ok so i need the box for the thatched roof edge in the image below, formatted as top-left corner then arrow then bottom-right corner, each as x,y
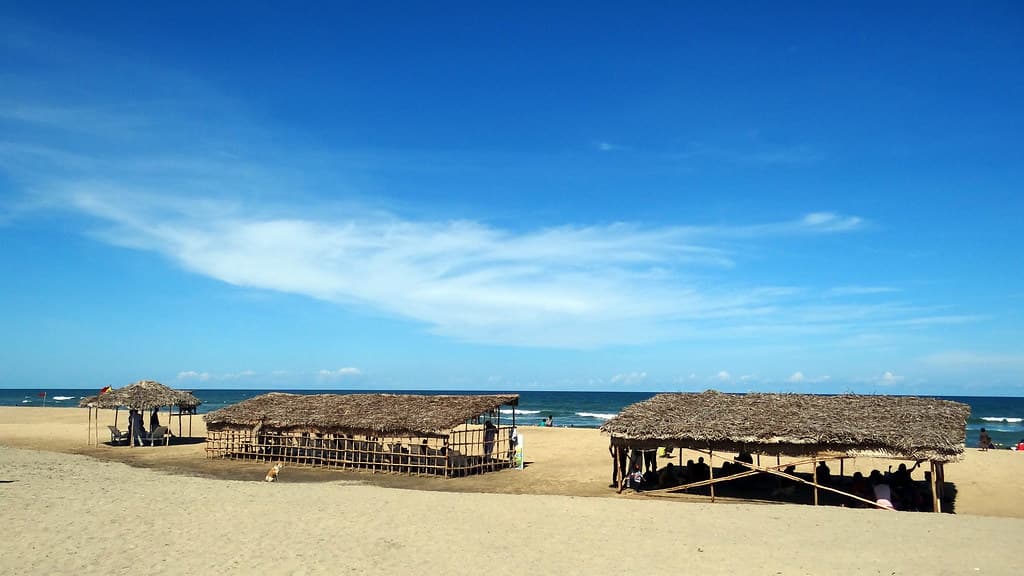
600,391 -> 970,463
204,392 -> 519,437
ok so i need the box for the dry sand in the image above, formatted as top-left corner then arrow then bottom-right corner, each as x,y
2,406 -> 1023,575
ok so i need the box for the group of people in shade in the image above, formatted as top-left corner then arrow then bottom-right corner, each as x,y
126,408 -> 161,446
609,443 -> 935,511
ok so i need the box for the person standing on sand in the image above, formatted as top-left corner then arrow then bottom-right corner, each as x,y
609,441 -> 628,488
483,420 -> 497,461
128,409 -> 147,447
979,428 -> 993,450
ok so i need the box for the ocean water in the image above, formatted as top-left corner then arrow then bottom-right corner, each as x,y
4,389 -> 1023,449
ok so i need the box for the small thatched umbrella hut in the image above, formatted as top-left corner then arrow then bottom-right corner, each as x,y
601,391 -> 970,512
205,392 -> 520,478
84,380 -> 203,446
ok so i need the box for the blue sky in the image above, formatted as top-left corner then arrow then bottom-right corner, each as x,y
1,2 -> 1022,394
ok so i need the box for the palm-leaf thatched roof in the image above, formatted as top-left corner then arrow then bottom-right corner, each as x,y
600,391 -> 970,462
86,380 -> 202,411
204,392 -> 519,437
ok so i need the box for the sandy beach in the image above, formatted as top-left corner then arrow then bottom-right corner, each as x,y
2,406 -> 1023,575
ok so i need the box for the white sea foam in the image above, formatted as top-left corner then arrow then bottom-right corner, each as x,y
981,417 -> 1023,423
500,409 -> 541,415
53,396 -> 75,401
577,412 -> 617,420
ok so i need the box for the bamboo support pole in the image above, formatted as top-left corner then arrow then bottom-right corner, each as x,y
709,449 -> 715,502
812,456 -> 819,506
930,461 -> 940,513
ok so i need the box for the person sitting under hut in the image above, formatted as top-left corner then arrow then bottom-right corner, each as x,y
815,460 -> 831,485
618,463 -> 645,494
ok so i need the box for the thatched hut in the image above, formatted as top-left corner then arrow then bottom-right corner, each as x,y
601,391 -> 970,511
83,380 -> 203,445
204,392 -> 520,478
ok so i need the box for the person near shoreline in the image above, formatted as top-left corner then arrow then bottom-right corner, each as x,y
979,428 -> 994,450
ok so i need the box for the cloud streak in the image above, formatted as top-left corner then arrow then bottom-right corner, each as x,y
50,186 -> 881,347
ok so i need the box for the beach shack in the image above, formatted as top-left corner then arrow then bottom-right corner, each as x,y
601,391 -> 970,512
204,392 -> 520,477
81,380 -> 203,446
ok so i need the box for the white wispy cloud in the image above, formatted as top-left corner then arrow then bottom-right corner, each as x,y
828,285 -> 899,297
672,142 -> 824,166
20,181 -> 881,348
878,371 -> 904,384
921,351 -> 1024,368
593,140 -> 624,152
177,370 -> 210,382
716,370 -> 731,381
787,371 -> 830,384
318,367 -> 362,378
176,369 -> 255,382
610,371 -> 648,385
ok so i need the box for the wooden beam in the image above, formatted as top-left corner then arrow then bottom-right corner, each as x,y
650,451 -> 891,510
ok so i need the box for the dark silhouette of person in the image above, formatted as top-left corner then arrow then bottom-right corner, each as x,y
979,428 -> 994,450
483,420 -> 497,460
128,409 -> 147,447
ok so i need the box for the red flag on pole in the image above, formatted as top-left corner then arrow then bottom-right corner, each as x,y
99,386 -> 112,395
38,392 -> 46,398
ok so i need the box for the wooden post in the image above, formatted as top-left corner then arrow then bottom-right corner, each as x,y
839,458 -> 844,478
709,449 -> 715,502
929,461 -> 940,513
87,407 -> 92,445
812,456 -> 819,506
